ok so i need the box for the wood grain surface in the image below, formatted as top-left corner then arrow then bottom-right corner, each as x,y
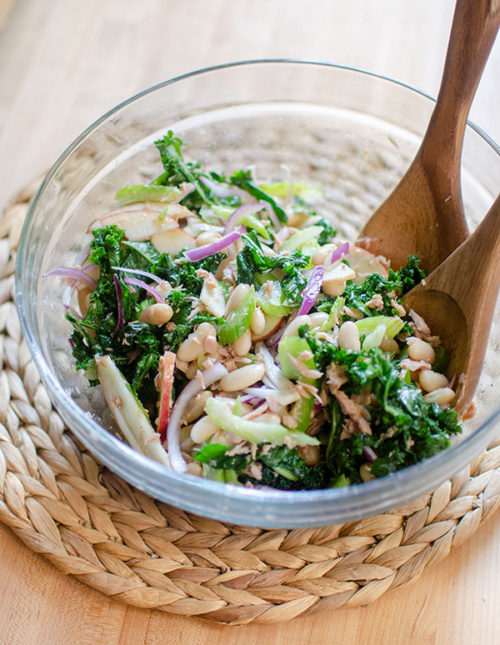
0,1 -> 499,643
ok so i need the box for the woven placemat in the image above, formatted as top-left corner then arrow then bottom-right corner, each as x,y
1,179 -> 500,625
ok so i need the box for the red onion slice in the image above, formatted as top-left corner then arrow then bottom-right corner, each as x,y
112,266 -> 163,284
43,267 -> 97,289
330,242 -> 350,264
183,227 -> 245,262
298,266 -> 324,316
224,202 -> 267,235
124,277 -> 163,302
167,363 -> 228,473
362,446 -> 377,462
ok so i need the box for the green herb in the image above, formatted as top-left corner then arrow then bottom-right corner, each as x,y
255,446 -> 329,490
218,286 -> 256,345
236,232 -> 309,305
316,217 -> 337,245
301,335 -> 462,483
231,169 -> 288,223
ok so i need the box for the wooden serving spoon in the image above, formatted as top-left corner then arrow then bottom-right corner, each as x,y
403,193 -> 500,413
359,0 -> 500,273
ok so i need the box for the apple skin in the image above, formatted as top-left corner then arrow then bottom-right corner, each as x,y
347,245 -> 389,284
89,203 -> 192,242
156,350 -> 176,442
252,314 -> 284,342
151,228 -> 197,256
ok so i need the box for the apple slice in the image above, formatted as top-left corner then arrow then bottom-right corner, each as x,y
157,350 -> 176,442
90,203 -> 192,241
322,262 -> 356,296
151,227 -> 197,256
347,245 -> 389,284
252,314 -> 284,342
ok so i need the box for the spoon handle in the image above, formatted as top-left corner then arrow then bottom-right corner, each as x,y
422,0 -> 500,167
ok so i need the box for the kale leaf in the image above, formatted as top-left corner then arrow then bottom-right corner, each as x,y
316,217 -> 338,245
301,332 -> 462,484
256,446 -> 329,490
154,132 -> 240,212
231,169 -> 288,223
68,225 -> 222,405
317,255 -> 426,320
236,231 -> 310,305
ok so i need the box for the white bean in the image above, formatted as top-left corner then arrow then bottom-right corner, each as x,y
233,329 -> 252,357
309,312 -> 329,328
287,211 -> 309,228
186,462 -> 203,476
183,391 -> 213,424
360,463 -> 375,482
311,244 -> 336,266
185,362 -> 198,380
408,338 -> 435,364
419,370 -> 449,393
225,283 -> 250,315
194,322 -> 217,342
250,307 -> 266,335
196,231 -> 222,246
380,337 -> 399,353
139,303 -> 173,326
322,281 -> 346,297
423,388 -> 455,405
283,314 -> 312,338
338,321 -> 361,351
220,363 -> 266,392
177,336 -> 203,362
77,287 -> 92,317
191,415 -> 219,443
177,323 -> 216,362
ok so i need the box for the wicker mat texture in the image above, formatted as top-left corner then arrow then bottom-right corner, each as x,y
1,179 -> 500,625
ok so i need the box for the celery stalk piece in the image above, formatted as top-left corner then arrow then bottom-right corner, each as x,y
278,335 -> 316,382
95,354 -> 170,467
361,323 -> 387,350
115,184 -> 187,206
204,397 -> 320,447
257,281 -> 295,316
293,395 -> 315,433
355,315 -> 404,339
279,226 -> 323,252
218,285 -> 256,345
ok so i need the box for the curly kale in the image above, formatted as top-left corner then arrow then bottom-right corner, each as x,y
300,335 -> 462,484
236,231 -> 310,305
67,225 -> 221,405
154,132 -> 240,212
194,443 -> 330,490
256,446 -> 329,490
231,169 -> 288,223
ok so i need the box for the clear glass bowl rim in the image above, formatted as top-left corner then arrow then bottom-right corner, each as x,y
15,59 -> 500,528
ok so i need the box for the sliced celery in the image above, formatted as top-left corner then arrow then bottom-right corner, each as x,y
204,397 -> 319,447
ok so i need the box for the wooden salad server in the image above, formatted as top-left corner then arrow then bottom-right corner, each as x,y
403,193 -> 500,413
359,0 -> 500,273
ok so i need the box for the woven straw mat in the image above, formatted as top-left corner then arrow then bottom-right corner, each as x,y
1,179 -> 500,626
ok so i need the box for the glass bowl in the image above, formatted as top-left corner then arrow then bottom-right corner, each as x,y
15,60 -> 500,528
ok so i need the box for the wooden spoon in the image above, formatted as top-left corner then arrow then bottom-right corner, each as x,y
359,0 -> 500,273
402,193 -> 500,413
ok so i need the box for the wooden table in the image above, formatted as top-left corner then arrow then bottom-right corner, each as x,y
0,1 -> 499,643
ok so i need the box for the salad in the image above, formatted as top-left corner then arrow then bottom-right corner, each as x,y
47,132 -> 462,490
